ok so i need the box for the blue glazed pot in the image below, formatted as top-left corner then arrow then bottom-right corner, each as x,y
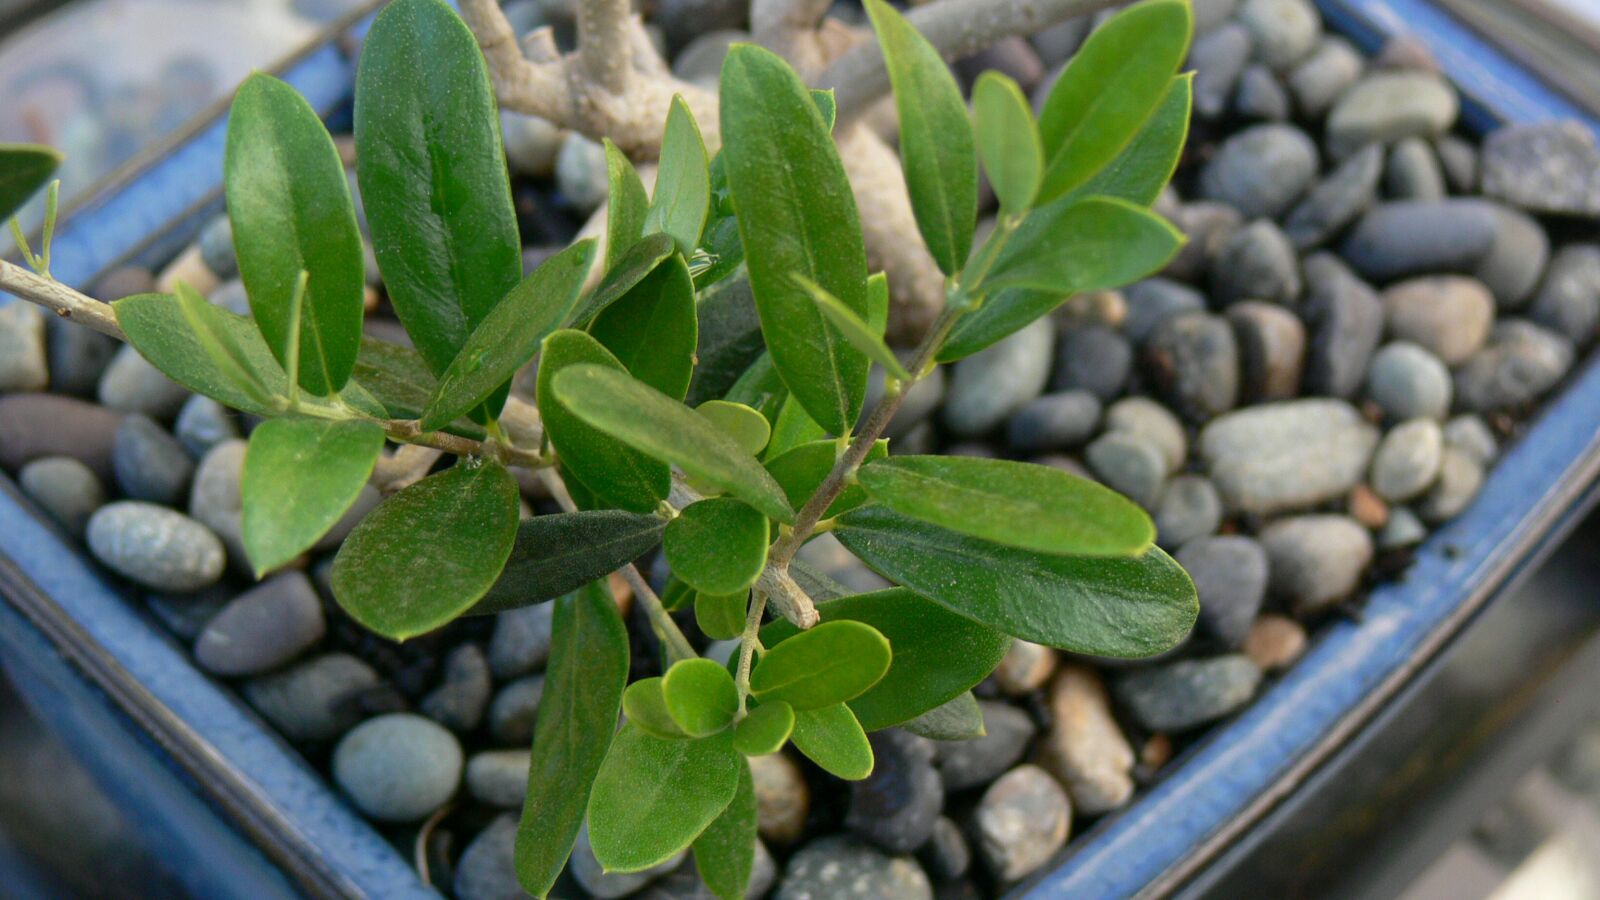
0,2 -> 1595,898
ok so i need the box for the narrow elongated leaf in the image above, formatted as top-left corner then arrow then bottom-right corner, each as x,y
537,331 -> 671,513
733,701 -> 795,756
171,283 -> 279,409
329,459 -> 520,640
624,677 -> 690,739
981,196 -> 1184,296
764,395 -> 825,460
664,658 -> 740,737
354,0 -> 521,389
721,44 -> 870,436
351,338 -> 440,423
472,509 -> 666,615
0,143 -> 60,220
972,71 -> 1043,215
588,253 -> 697,400
665,498 -> 768,596
567,233 -> 677,327
835,507 -> 1198,657
936,287 -> 1061,363
115,292 -> 280,415
693,762 -> 756,900
902,691 -> 986,741
241,418 -> 384,575
764,439 -> 886,517
762,588 -> 1010,731
865,0 -> 977,274
605,138 -> 649,270
552,364 -> 795,522
723,352 -> 787,425
588,726 -> 743,873
858,455 -> 1155,556
750,620 -> 891,710
1035,0 -> 1192,203
789,704 -> 872,780
226,73 -> 365,395
867,271 -> 890,335
793,275 -> 911,382
516,580 -> 630,897
647,96 -> 711,254
697,401 -> 771,457
1062,73 -> 1193,208
696,591 -> 747,641
422,239 -> 596,430
685,274 -> 764,407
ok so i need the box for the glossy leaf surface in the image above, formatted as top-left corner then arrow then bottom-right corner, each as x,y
604,138 -> 649,270
241,418 -> 384,576
663,658 -> 740,737
587,726 -> 743,872
623,677 -> 690,739
982,196 -> 1184,296
764,439 -> 886,517
750,620 -> 891,710
789,704 -> 872,780
973,71 -> 1043,215
647,96 -> 711,254
733,701 -> 795,756
665,498 -> 769,596
0,143 -> 60,219
588,252 -> 697,400
472,509 -> 665,615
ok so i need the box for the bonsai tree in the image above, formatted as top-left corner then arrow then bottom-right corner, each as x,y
1,0 -> 1198,895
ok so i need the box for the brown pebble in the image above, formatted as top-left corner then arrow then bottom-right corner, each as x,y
749,752 -> 809,845
1243,614 -> 1308,672
608,571 -> 634,617
993,639 -> 1058,696
0,393 -> 124,481
1373,35 -> 1440,72
1036,664 -> 1135,814
1140,733 -> 1174,771
156,245 -> 219,296
1348,483 -> 1389,529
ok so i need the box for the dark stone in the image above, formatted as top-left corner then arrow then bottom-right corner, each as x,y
1114,655 -> 1262,731
1051,325 -> 1132,401
1177,536 -> 1269,647
846,730 -> 944,854
1199,124 -> 1319,219
1283,144 -> 1382,251
1300,253 -> 1383,398
1227,301 -> 1305,401
112,414 -> 194,506
935,700 -> 1037,791
1123,278 -> 1207,343
0,393 -> 123,481
1453,320 -> 1574,412
1144,312 -> 1240,423
195,571 -> 326,676
1210,219 -> 1301,305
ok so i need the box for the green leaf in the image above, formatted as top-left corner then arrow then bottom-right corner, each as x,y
793,275 -> 911,382
937,288 -> 1061,363
762,588 -> 1009,731
1062,73 -> 1193,208
350,338 -> 449,425
665,498 -> 769,596
864,0 -> 977,275
241,418 -> 384,576
835,507 -> 1198,657
685,274 -> 765,408
662,576 -> 697,612
170,283 -> 279,409
1035,0 -> 1193,204
764,439 -> 886,517
537,330 -> 671,513
693,762 -> 756,900
624,677 -> 690,739
664,658 -> 740,737
587,725 -> 743,873
647,96 -> 711,254
115,292 -> 277,415
979,196 -> 1184,296
695,591 -> 748,641
472,509 -> 666,615
422,239 -> 596,431
810,89 -> 837,132
750,620 -> 890,710
857,455 -> 1155,556
972,71 -> 1043,215
721,43 -> 871,436
697,400 -> 772,457
789,704 -> 873,780
354,0 -> 521,392
722,352 -> 787,425
567,232 -> 677,328
605,139 -> 650,270
764,395 -> 826,460
588,253 -> 698,400
867,271 -> 889,336
902,691 -> 986,741
789,559 -> 850,603
551,364 -> 795,523
225,73 -> 365,396
0,143 -> 60,220
516,580 -> 630,897
733,701 -> 795,756
329,459 -> 520,640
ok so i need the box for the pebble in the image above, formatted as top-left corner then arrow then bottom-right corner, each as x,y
917,817 -> 971,882
18,456 -> 105,537
487,603 -> 554,679
98,344 -> 190,420
1287,36 -> 1363,118
1193,0 -> 1241,32
332,713 -> 462,822
1372,34 -> 1440,72
1370,419 -> 1444,502
1167,202 -> 1245,282
173,395 -> 240,458
466,749 -> 531,808
1242,614 -> 1308,671
638,843 -> 777,899
1378,505 -> 1428,549
86,501 -> 224,592
1144,312 -> 1240,423
672,29 -> 746,88
501,112 -> 565,178
1339,198 -> 1496,282
1325,71 -> 1459,158
1211,219 -> 1301,306
555,134 -> 609,214
1199,399 -> 1378,514
1114,655 -> 1263,731
420,643 -> 493,733
198,215 -> 238,279
188,440 -> 248,569
1436,135 -> 1479,193
776,835 -> 932,900
194,571 -> 325,677
1123,278 -> 1207,342
1480,120 -> 1600,217
47,317 -> 119,397
1190,23 -> 1253,119
112,414 -> 195,506
488,674 -> 544,745
1381,276 -> 1495,365
1300,253 -> 1383,398
1260,515 -> 1374,613
866,363 -> 945,439
1476,204 -> 1549,308
1453,321 -> 1574,412
846,730 -> 943,854
1234,65 -> 1289,120
1086,431 -> 1168,508
570,824 -> 684,897
992,640 -> 1058,695
1177,535 -> 1270,647
1006,391 -> 1101,452
1386,138 -> 1446,200
242,652 -> 381,743
1037,665 -> 1135,815
1443,414 -> 1497,467
1154,475 -> 1223,549
1199,124 -> 1318,219
956,38 -> 1046,95
1104,397 -> 1187,474
943,318 -> 1054,436
750,752 -> 810,845
0,393 -> 123,482
453,815 -> 522,900
313,484 -> 380,553
1228,301 -> 1305,401
1366,342 -> 1453,421
1417,447 -> 1485,523
936,701 -> 1037,792
1236,0 -> 1321,70
0,303 -> 47,392
1283,143 -> 1382,250
973,765 -> 1071,883
1530,245 -> 1600,341
1052,325 -> 1131,401
1349,482 -> 1390,529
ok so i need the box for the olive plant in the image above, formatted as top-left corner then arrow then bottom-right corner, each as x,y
2,0 -> 1200,895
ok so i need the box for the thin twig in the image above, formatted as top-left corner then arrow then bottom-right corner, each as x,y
734,587 -> 767,715
0,259 -> 123,338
